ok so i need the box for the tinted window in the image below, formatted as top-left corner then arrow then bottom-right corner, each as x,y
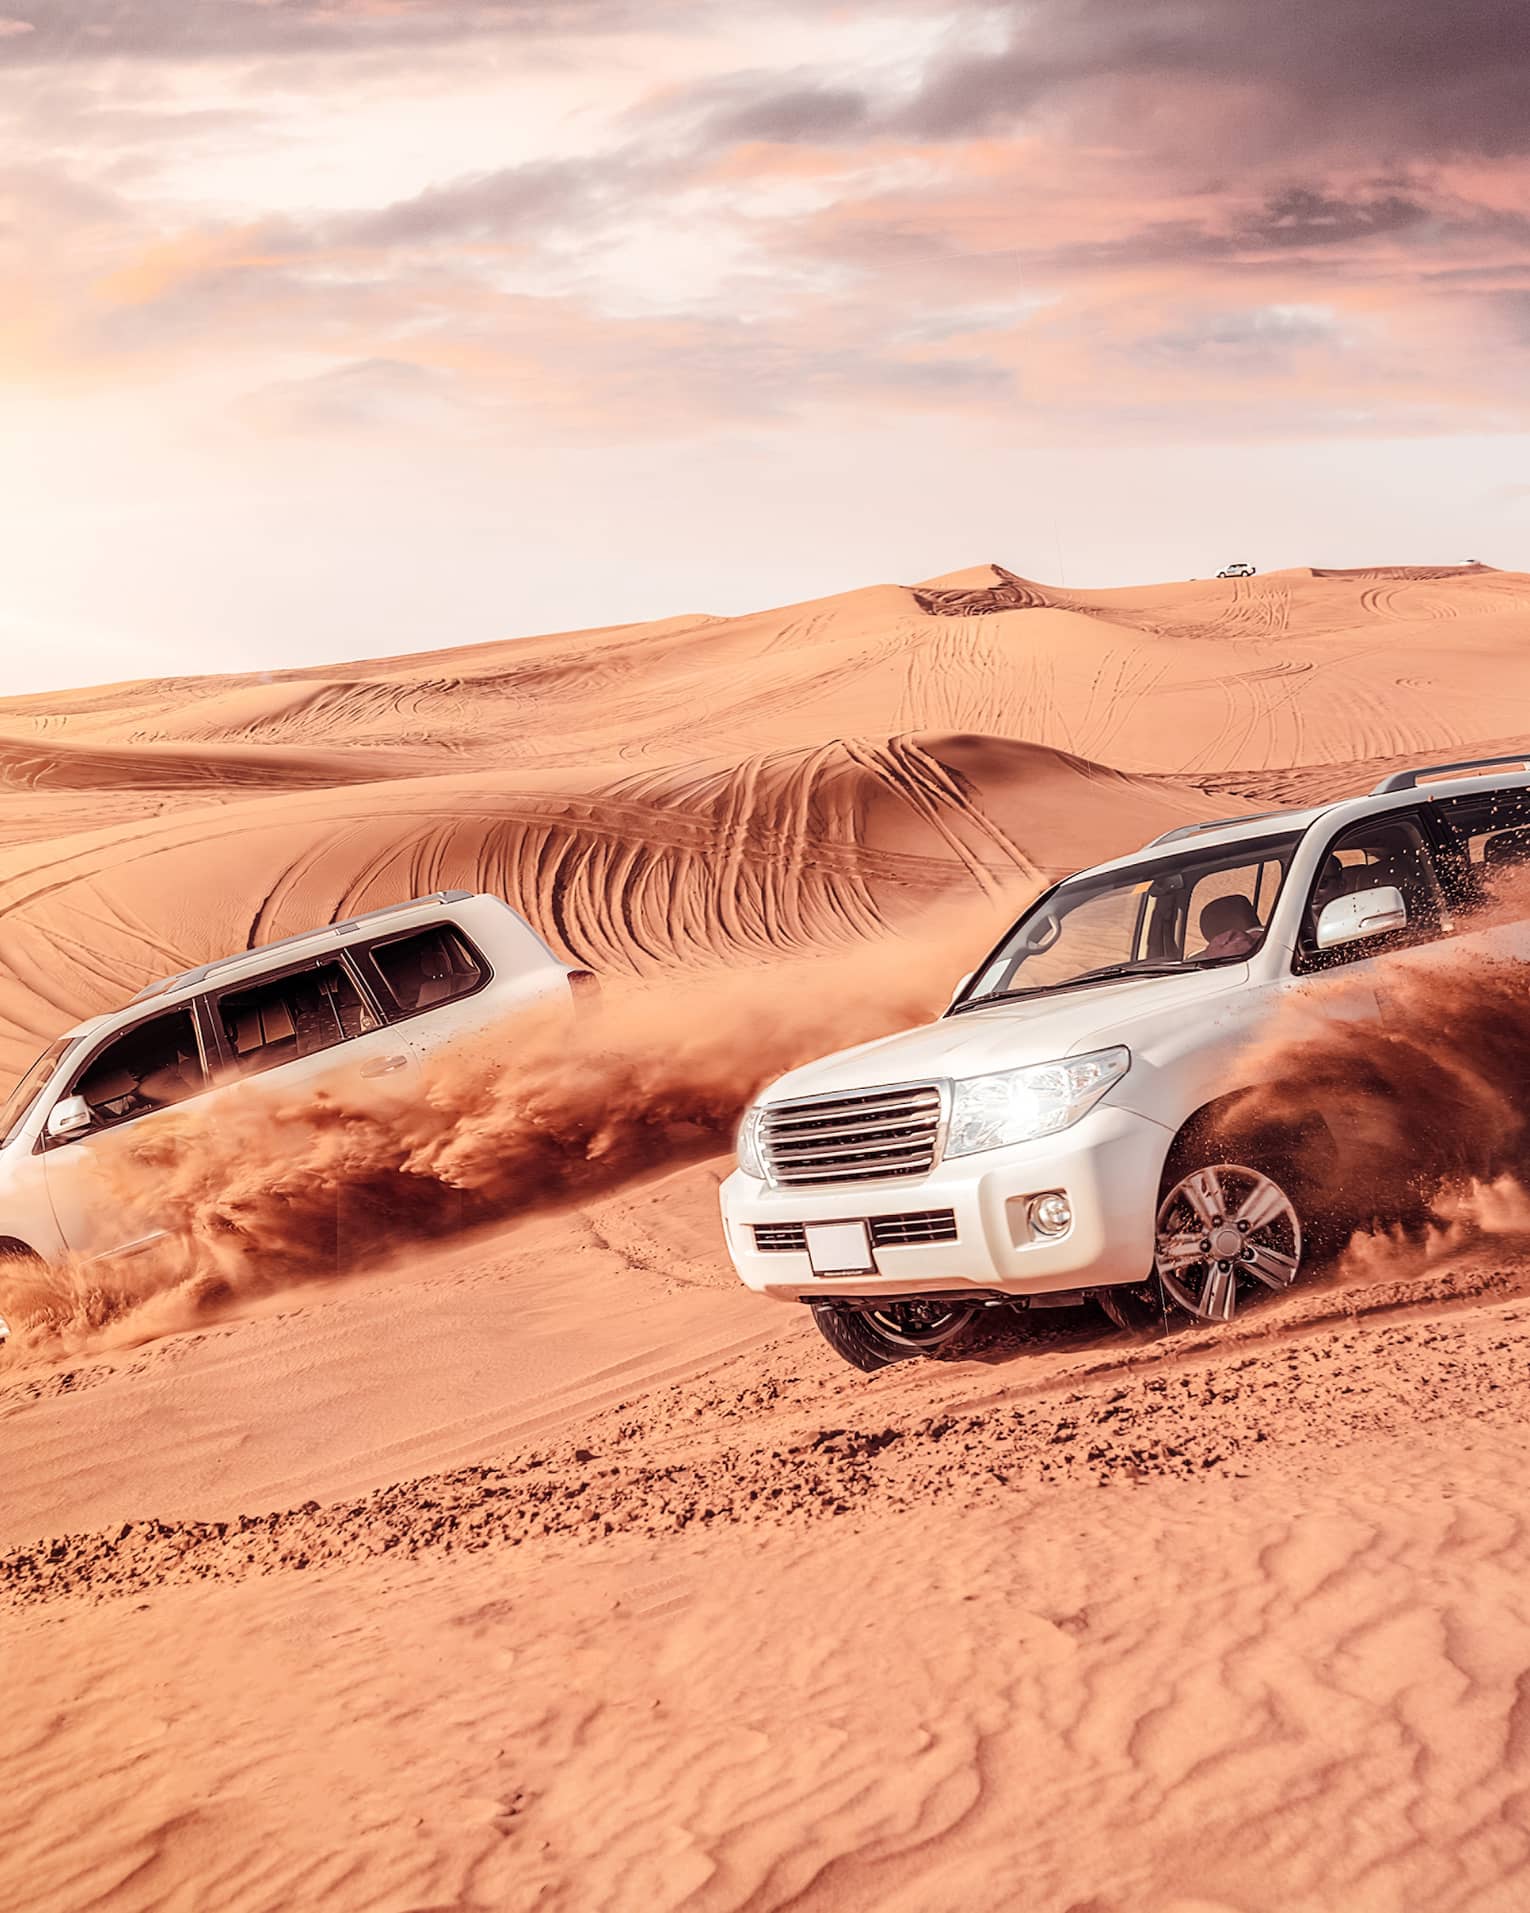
1298,814 -> 1444,969
69,1009 -> 206,1133
1428,788 -> 1530,912
366,925 -> 485,1018
0,1039 -> 73,1147
217,961 -> 379,1076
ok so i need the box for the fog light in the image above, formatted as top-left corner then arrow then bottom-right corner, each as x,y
1030,1192 -> 1072,1237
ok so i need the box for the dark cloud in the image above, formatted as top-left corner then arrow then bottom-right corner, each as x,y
333,157 -> 635,248
689,79 -> 872,146
671,0 -> 1530,168
1245,188 -> 1430,249
0,0 -> 688,66
901,0 -> 1530,161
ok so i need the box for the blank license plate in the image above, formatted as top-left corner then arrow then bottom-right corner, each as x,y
805,1220 -> 876,1275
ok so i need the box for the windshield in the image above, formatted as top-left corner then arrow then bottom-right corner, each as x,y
0,1038 -> 74,1148
959,830 -> 1302,1007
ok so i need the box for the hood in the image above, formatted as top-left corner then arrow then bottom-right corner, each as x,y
760,963 -> 1249,1102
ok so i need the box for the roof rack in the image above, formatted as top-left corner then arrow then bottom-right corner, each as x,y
1371,753 -> 1530,795
1148,809 -> 1290,847
127,890 -> 476,1005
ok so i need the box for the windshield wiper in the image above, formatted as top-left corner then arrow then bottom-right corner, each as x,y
952,960 -> 1191,1012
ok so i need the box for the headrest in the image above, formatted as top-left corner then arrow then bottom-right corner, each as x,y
82,1065 -> 136,1103
1200,894 -> 1259,939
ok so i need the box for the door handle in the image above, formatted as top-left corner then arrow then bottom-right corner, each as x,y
359,1053 -> 409,1078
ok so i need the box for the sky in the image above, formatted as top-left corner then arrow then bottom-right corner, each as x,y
3,0 -> 1529,693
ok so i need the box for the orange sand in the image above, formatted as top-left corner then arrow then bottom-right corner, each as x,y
5,561 -> 1530,1910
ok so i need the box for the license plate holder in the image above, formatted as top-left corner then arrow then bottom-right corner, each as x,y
805,1220 -> 876,1275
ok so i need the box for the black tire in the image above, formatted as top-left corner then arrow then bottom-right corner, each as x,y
1095,1285 -> 1166,1334
809,1299 -> 976,1373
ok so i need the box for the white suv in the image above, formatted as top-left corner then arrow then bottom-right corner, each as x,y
0,892 -> 582,1341
721,755 -> 1530,1370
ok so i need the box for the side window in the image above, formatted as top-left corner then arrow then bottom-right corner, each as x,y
216,961 -> 379,1077
66,1009 -> 206,1135
1298,815 -> 1444,970
1184,855 -> 1286,960
1429,789 -> 1530,913
363,925 -> 487,1019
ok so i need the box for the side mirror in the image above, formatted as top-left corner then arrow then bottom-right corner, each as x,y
46,1094 -> 94,1143
1315,885 -> 1408,951
947,971 -> 974,1007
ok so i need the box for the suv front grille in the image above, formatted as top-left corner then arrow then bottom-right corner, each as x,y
753,1208 -> 959,1254
759,1083 -> 943,1187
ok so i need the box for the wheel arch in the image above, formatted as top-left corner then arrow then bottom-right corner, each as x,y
1162,1087 -> 1340,1192
0,1234 -> 44,1263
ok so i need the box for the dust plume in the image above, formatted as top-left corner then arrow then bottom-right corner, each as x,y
1227,951 -> 1530,1250
0,890 -> 1029,1354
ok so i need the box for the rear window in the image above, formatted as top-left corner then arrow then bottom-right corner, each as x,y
217,961 -> 380,1076
363,925 -> 487,1018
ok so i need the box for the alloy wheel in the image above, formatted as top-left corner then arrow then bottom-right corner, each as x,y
1154,1163 -> 1302,1323
862,1300 -> 975,1350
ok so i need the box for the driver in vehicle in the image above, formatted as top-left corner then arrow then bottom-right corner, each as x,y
1197,894 -> 1262,959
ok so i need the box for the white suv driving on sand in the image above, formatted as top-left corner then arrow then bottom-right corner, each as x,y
0,892 -> 580,1341
722,755 -> 1530,1371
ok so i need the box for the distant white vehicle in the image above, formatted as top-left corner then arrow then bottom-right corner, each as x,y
0,893 -> 586,1311
1217,561 -> 1257,579
721,753 -> 1530,1371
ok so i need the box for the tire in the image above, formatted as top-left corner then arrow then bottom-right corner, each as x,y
809,1299 -> 977,1373
1095,1284 -> 1166,1334
1153,1154 -> 1309,1325
0,1241 -> 45,1347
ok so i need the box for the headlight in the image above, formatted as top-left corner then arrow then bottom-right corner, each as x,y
944,1047 -> 1129,1158
736,1105 -> 767,1180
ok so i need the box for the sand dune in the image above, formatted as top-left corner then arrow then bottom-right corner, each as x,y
4,561 -> 1529,1076
5,560 -> 1530,1911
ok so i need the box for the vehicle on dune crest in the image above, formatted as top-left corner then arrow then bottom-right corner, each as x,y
1217,561 -> 1257,578
722,754 -> 1530,1371
0,892 -> 586,1343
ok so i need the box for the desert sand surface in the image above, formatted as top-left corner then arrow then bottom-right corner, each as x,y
6,560 -> 1530,1910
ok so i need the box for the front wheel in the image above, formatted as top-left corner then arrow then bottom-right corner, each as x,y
809,1299 -> 977,1373
1154,1160 -> 1305,1324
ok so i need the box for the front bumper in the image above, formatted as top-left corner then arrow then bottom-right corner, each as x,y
719,1102 -> 1171,1302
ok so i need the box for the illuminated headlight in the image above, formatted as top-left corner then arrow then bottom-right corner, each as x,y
944,1047 -> 1129,1159
736,1106 -> 767,1180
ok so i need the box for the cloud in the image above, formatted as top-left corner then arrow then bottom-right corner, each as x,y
0,0 -> 692,66
1133,304 -> 1344,369
660,0 -> 1530,178
891,0 -> 1530,164
331,154 -> 664,249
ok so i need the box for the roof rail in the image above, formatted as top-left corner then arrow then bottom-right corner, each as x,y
127,890 -> 477,1005
1148,809 -> 1289,847
1371,753 -> 1530,795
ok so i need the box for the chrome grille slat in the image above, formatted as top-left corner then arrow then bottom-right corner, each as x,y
768,1130 -> 933,1163
753,1209 -> 958,1253
759,1082 -> 942,1186
765,1095 -> 939,1136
